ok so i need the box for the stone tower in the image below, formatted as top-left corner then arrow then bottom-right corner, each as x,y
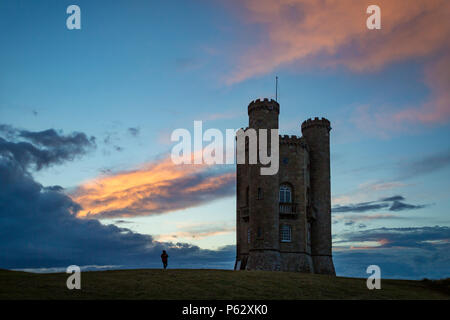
245,98 -> 281,271
235,98 -> 335,275
301,118 -> 335,275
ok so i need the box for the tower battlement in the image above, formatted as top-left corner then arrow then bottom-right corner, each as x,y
279,135 -> 307,148
301,117 -> 331,131
248,98 -> 280,115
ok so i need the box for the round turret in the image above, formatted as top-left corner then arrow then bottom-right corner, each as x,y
301,117 -> 335,275
248,98 -> 279,130
245,98 -> 281,271
301,117 -> 331,132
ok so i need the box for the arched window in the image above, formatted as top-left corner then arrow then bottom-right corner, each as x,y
280,225 -> 292,242
279,184 -> 292,203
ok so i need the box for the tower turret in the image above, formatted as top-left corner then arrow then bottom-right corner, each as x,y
301,118 -> 335,275
245,98 -> 281,271
248,98 -> 280,129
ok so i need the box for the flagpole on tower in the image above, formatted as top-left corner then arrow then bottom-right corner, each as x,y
275,76 -> 279,102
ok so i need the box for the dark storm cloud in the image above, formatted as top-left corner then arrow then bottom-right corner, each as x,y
333,226 -> 450,279
0,158 -> 235,269
0,125 -> 235,270
0,124 -> 96,171
332,195 -> 429,214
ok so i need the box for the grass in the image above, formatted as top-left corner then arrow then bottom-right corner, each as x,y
0,268 -> 448,300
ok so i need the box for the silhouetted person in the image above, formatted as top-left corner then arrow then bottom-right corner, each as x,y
161,250 -> 168,269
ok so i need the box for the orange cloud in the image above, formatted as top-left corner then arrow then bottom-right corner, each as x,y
346,238 -> 391,250
71,157 -> 235,219
393,54 -> 450,124
155,224 -> 236,242
226,0 -> 450,126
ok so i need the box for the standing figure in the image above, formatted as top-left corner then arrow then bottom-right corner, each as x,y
161,250 -> 168,270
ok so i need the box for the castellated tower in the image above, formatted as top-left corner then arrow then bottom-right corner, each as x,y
245,98 -> 281,271
301,118 -> 336,275
235,98 -> 335,275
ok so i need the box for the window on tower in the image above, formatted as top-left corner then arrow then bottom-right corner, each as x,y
279,184 -> 292,203
245,186 -> 249,206
280,225 -> 292,242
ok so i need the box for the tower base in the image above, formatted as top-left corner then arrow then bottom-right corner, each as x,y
280,252 -> 314,273
246,250 -> 281,271
312,255 -> 335,275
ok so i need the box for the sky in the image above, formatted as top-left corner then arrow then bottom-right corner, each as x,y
0,0 -> 449,279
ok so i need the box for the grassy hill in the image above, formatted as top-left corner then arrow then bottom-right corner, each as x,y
0,268 -> 448,300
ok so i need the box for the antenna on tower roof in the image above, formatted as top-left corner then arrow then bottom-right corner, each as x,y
275,76 -> 279,102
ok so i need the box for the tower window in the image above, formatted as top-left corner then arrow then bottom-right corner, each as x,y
257,227 -> 262,238
280,225 -> 292,242
247,228 -> 251,244
245,186 -> 249,206
279,184 -> 292,203
257,187 -> 263,200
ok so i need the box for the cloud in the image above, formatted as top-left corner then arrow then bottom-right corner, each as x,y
0,124 -> 96,171
390,200 -> 427,212
332,202 -> 389,213
0,140 -> 235,270
334,150 -> 450,200
337,226 -> 450,248
71,157 -> 235,219
380,195 -> 405,202
155,223 -> 236,242
227,0 -> 450,81
398,149 -> 450,180
332,194 -> 428,214
332,181 -> 407,206
333,226 -> 450,279
101,130 -> 125,154
226,0 -> 450,128
128,127 -> 140,137
333,213 -> 400,224
114,220 -> 133,224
